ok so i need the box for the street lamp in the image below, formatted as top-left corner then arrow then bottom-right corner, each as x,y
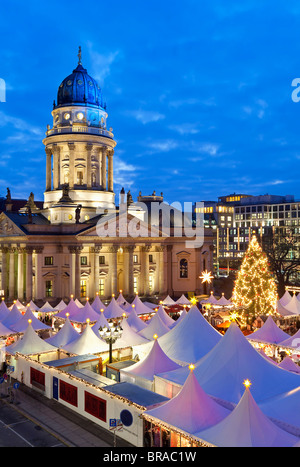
99,323 -> 123,364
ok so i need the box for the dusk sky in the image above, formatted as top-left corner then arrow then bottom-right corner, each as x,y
1,1 -> 300,205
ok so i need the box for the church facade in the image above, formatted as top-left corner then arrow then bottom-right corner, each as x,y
0,51 -> 213,304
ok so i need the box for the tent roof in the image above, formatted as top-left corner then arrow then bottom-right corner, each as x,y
201,292 -> 219,305
169,308 -> 187,329
92,312 -> 110,332
279,328 -> 300,348
75,299 -> 84,308
154,306 -> 222,364
29,300 -> 40,311
258,385 -> 300,431
277,300 -> 295,317
122,338 -> 181,381
9,299 -> 26,311
247,316 -> 290,345
131,295 -> 153,315
278,357 -> 300,374
175,295 -> 191,306
54,300 -> 67,311
157,323 -> 300,405
127,308 -> 147,333
62,323 -> 108,355
195,387 -> 299,447
112,318 -> 150,349
284,294 -> 300,316
5,323 -> 56,355
279,291 -> 292,307
45,317 -> 79,347
116,292 -> 130,309
0,300 -> 10,321
138,313 -> 170,340
39,301 -> 55,312
69,300 -> 100,323
55,299 -> 81,319
216,294 -> 231,306
10,307 -> 51,333
2,304 -> 24,328
161,295 -> 176,306
91,295 -> 107,312
145,368 -> 230,434
155,305 -> 175,328
104,297 -> 127,319
0,320 -> 16,337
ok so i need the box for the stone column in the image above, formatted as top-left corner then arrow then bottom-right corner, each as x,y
17,247 -> 25,300
68,143 -> 75,189
108,149 -> 114,192
75,246 -> 83,299
102,147 -> 107,191
34,246 -> 44,300
45,147 -> 52,191
86,143 -> 93,189
109,245 -> 119,296
167,245 -> 173,296
8,246 -> 16,300
141,245 -> 151,296
26,246 -> 34,301
1,247 -> 8,297
68,246 -> 76,296
53,144 -> 61,190
92,244 -> 102,297
97,147 -> 102,187
158,246 -> 165,296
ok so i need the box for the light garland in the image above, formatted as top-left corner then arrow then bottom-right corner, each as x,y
232,235 -> 278,327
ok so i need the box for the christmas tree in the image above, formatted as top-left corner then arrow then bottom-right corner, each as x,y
232,235 -> 278,326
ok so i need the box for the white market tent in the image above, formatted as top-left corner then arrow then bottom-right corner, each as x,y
200,291 -> 219,305
155,305 -> 175,328
131,294 -> 153,315
258,385 -> 300,433
247,316 -> 290,345
144,367 -> 230,434
5,322 -> 57,356
138,313 -> 170,340
151,306 -> 222,366
55,298 -> 81,319
0,320 -> 16,337
75,299 -> 84,308
92,312 -> 110,334
62,323 -> 108,355
169,308 -> 188,329
2,304 -> 24,328
29,300 -> 40,311
111,318 -> 150,350
69,300 -> 101,323
277,300 -> 295,317
279,291 -> 292,307
54,300 -> 67,311
104,297 -> 127,319
175,295 -> 191,306
9,299 -> 26,312
120,337 -> 182,391
195,386 -> 299,447
278,357 -> 300,374
161,295 -> 176,306
91,294 -> 107,312
279,329 -> 300,349
155,323 -> 300,405
216,293 -> 232,306
10,307 -> 51,333
116,292 -> 130,309
126,307 -> 147,333
0,300 -> 10,321
45,317 -> 79,348
39,301 -> 55,313
284,294 -> 300,316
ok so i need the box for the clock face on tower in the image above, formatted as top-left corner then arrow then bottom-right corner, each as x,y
64,113 -> 71,120
77,112 -> 84,120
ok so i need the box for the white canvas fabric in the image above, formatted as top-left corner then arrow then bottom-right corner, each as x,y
5,323 -> 56,355
247,316 -> 290,345
62,323 -> 108,355
46,317 -> 79,347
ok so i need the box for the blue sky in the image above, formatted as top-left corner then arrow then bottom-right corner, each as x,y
0,0 -> 300,204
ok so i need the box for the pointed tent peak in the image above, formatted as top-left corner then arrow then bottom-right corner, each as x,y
91,294 -> 107,311
104,297 -> 126,319
162,295 -> 176,306
278,356 -> 300,374
196,381 -> 299,447
138,313 -> 170,340
46,316 -> 79,347
2,304 -> 23,327
156,305 -> 175,328
127,307 -> 147,332
5,322 -> 56,356
279,290 -> 292,306
0,299 -> 10,320
11,306 -> 50,332
247,315 -> 290,345
62,321 -> 108,355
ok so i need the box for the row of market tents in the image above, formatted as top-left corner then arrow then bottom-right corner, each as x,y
1,290 -> 300,446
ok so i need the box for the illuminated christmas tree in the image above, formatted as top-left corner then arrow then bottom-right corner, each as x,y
232,235 -> 278,327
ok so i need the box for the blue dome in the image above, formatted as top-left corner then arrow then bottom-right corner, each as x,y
56,64 -> 104,109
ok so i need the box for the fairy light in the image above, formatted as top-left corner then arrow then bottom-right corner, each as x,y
232,235 -> 278,328
153,334 -> 158,340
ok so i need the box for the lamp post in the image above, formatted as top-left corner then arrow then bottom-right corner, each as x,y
99,323 -> 123,364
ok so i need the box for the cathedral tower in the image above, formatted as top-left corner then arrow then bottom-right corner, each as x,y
43,48 -> 116,224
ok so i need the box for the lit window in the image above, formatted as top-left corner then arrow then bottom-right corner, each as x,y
45,280 -> 53,297
44,256 -> 53,266
99,279 -> 105,296
179,258 -> 188,278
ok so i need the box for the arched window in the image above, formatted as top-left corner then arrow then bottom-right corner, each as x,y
179,258 -> 188,278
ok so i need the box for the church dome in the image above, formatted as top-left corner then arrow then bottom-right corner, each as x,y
56,59 -> 104,109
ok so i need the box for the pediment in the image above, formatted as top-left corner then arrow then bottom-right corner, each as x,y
78,211 -> 166,239
0,213 -> 26,237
